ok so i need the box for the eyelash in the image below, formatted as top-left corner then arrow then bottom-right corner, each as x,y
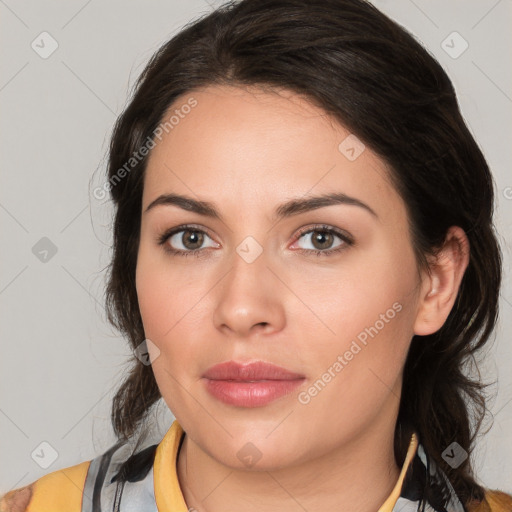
156,223 -> 354,258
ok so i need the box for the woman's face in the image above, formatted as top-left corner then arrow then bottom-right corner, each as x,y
136,84 -> 427,469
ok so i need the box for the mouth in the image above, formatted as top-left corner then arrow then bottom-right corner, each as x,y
202,360 -> 306,407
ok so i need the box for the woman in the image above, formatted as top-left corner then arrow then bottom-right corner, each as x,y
2,0 -> 511,511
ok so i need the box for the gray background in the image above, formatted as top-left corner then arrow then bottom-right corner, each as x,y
1,0 -> 511,495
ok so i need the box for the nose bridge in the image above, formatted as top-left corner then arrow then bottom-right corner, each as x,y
226,234 -> 270,296
212,234 -> 286,335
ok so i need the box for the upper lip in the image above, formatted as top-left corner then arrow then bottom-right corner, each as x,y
202,361 -> 305,381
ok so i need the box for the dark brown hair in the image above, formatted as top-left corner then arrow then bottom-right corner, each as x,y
104,0 -> 502,507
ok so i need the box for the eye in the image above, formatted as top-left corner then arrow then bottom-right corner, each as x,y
157,223 -> 354,258
157,225 -> 219,257
291,224 -> 354,256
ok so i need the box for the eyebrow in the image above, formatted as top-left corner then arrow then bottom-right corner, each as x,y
144,192 -> 378,220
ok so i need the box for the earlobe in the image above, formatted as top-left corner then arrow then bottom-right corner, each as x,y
413,226 -> 470,336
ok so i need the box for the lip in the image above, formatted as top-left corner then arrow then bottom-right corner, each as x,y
203,360 -> 305,381
202,360 -> 306,407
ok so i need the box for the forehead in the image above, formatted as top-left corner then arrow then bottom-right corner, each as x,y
142,84 -> 405,225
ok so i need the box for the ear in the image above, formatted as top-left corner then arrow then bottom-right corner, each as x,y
413,226 -> 470,336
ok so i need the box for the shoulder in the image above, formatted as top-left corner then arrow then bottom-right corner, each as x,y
0,460 -> 90,512
0,439 -> 161,512
466,489 -> 512,512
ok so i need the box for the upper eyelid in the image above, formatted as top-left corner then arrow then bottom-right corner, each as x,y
295,224 -> 349,238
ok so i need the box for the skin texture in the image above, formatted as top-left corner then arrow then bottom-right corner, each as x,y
0,485 -> 32,512
135,84 -> 470,512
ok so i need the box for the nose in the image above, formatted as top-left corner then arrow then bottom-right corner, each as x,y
212,246 -> 286,338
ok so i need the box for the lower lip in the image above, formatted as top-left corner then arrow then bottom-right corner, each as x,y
203,378 -> 305,407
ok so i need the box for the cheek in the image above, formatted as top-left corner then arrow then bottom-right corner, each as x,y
294,248 -> 417,397
295,299 -> 413,438
296,245 -> 415,344
136,242 -> 194,340
135,252 -> 202,413
135,264 -> 171,341
135,245 -> 208,379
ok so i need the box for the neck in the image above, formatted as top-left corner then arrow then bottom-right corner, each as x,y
176,415 -> 403,512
